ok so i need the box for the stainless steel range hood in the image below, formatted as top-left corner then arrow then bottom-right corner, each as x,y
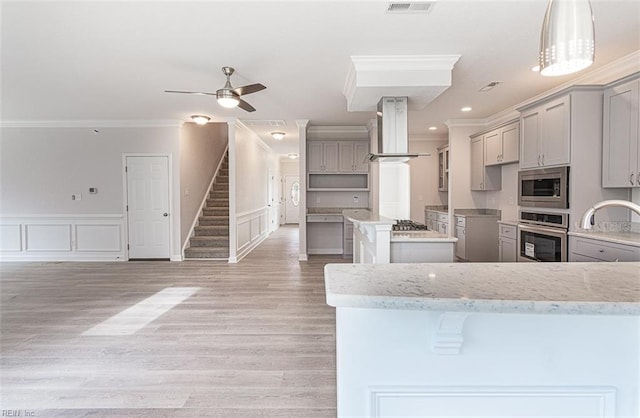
367,97 -> 431,162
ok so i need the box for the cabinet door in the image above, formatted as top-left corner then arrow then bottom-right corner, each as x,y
602,79 -> 639,187
353,142 -> 370,173
520,109 -> 541,169
308,142 -> 325,172
498,238 -> 517,262
483,130 -> 501,166
338,142 -> 355,172
500,122 -> 520,164
323,142 -> 339,173
455,226 -> 466,260
540,95 -> 570,167
470,136 -> 484,190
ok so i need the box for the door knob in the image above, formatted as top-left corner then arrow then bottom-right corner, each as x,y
163,213 -> 168,217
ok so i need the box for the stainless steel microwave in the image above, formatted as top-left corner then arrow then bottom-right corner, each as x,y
518,166 -> 569,209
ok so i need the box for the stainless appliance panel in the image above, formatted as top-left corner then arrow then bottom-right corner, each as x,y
517,223 -> 567,262
518,166 -> 569,209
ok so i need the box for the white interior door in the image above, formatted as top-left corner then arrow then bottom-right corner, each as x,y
126,156 -> 170,259
285,175 -> 300,224
267,168 -> 277,232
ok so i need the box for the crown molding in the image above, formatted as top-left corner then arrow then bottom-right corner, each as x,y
235,119 -> 274,154
444,119 -> 487,128
295,119 -> 309,128
307,125 -> 369,140
409,134 -> 448,142
0,120 -> 182,128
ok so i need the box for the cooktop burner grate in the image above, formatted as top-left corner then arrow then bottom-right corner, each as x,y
393,220 -> 428,231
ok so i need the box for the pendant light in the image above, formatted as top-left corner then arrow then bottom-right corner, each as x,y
539,0 -> 595,77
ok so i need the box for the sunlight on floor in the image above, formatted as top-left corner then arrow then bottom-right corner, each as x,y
82,287 -> 200,336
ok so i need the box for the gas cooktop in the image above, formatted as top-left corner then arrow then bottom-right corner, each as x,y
393,220 -> 428,231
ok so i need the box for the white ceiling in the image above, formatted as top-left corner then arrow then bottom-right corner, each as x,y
2,1 -> 639,156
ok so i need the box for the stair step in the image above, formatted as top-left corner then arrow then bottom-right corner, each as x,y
189,236 -> 229,247
198,216 -> 229,226
184,247 -> 229,259
206,198 -> 229,206
212,185 -> 228,192
203,208 -> 228,216
194,225 -> 229,236
209,191 -> 228,198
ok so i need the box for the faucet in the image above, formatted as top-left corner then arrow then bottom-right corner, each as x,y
580,199 -> 640,229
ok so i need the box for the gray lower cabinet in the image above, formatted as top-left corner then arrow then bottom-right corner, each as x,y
498,223 -> 517,262
569,235 -> 640,262
306,214 -> 343,255
454,214 -> 500,262
343,220 -> 353,257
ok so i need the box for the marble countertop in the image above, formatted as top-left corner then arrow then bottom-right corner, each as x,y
342,209 -> 395,225
324,262 -> 640,315
391,231 -> 458,243
498,220 -> 519,226
454,208 -> 501,217
424,205 -> 448,213
568,230 -> 640,248
307,207 -> 360,214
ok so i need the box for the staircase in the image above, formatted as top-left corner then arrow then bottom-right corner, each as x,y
184,153 -> 230,260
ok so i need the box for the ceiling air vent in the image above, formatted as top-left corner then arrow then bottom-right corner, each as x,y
241,120 -> 287,127
387,2 -> 435,13
478,81 -> 502,92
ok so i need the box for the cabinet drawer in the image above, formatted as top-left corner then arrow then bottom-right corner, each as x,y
426,211 -> 437,221
571,237 -> 640,262
437,213 -> 449,223
455,216 -> 465,227
307,214 -> 343,223
499,224 -> 517,240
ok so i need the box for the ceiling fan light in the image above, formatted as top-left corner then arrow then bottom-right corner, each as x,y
271,132 -> 286,140
190,115 -> 210,125
217,96 -> 240,108
538,0 -> 595,77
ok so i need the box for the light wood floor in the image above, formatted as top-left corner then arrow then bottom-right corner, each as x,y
1,225 -> 349,417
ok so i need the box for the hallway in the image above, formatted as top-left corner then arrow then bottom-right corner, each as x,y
1,225 -> 348,417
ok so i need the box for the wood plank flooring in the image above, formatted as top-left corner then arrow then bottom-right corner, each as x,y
1,225 -> 348,417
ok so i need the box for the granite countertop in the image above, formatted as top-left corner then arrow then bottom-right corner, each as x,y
391,231 -> 458,243
324,262 -> 640,315
568,229 -> 640,248
454,208 -> 501,217
342,209 -> 395,225
424,205 -> 448,213
498,219 -> 519,226
307,207 -> 359,214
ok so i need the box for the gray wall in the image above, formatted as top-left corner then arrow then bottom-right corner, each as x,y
179,122 -> 228,246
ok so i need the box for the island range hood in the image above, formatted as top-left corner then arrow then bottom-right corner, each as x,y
367,97 -> 431,162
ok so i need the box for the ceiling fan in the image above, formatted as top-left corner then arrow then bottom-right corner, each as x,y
165,66 -> 266,112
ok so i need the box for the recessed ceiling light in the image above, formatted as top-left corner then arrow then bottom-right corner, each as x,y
429,126 -> 437,131
287,153 -> 299,159
271,132 -> 286,140
461,107 -> 472,112
191,115 -> 210,125
531,65 -> 541,72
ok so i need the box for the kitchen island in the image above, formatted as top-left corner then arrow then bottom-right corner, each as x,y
343,209 -> 457,263
325,262 -> 640,417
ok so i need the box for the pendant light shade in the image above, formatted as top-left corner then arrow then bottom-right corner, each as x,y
539,0 -> 595,77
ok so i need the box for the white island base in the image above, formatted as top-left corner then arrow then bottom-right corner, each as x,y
326,263 -> 640,417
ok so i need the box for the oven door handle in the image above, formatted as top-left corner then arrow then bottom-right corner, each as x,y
518,223 -> 567,237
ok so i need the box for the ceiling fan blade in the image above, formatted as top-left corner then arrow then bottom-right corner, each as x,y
233,83 -> 266,96
237,99 -> 256,112
164,90 -> 216,96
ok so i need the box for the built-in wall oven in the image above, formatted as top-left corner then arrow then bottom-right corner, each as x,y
518,166 -> 569,209
517,211 -> 569,262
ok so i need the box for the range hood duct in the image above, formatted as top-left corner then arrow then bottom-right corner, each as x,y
367,97 -> 430,162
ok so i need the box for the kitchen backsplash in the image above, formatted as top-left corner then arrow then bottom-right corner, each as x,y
572,221 -> 640,234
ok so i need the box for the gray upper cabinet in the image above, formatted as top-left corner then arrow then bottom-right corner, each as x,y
308,141 -> 339,173
484,121 -> 520,166
470,135 -> 501,191
339,141 -> 369,173
519,95 -> 571,169
602,76 -> 640,188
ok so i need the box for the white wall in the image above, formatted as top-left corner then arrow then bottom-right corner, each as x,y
231,122 -> 279,261
485,163 -> 519,222
447,122 -> 487,212
408,138 -> 447,222
0,125 -> 182,260
179,122 -> 228,246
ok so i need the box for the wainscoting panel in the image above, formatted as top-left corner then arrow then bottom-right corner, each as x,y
0,215 -> 125,261
370,386 -> 616,418
0,224 -> 22,251
25,224 -> 72,251
235,207 -> 270,262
